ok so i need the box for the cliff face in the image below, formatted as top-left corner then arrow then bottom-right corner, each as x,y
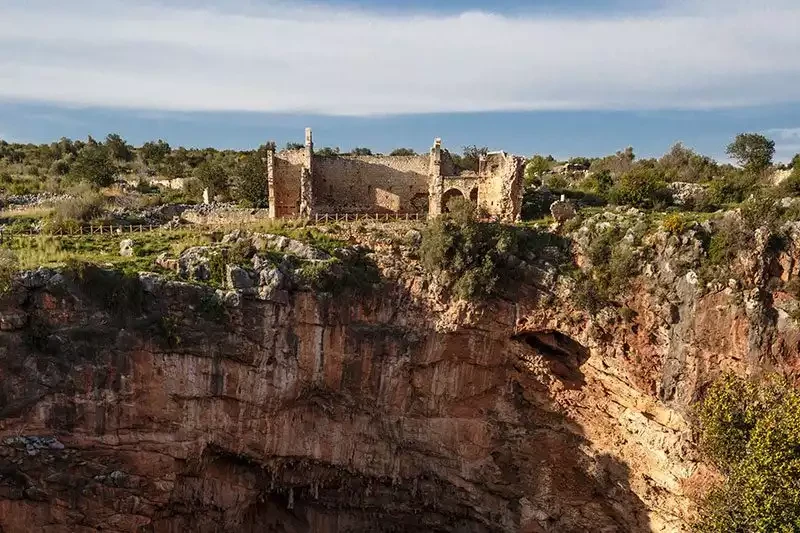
1,218 -> 799,533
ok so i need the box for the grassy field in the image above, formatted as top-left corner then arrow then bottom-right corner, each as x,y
3,230 -> 212,275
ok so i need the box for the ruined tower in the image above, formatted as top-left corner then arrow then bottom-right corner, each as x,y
299,127 -> 315,217
428,138 -> 444,217
266,142 -> 277,219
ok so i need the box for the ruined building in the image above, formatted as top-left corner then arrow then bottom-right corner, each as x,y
266,129 -> 525,221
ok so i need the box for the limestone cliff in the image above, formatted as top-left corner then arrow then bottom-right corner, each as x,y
1,215 -> 798,533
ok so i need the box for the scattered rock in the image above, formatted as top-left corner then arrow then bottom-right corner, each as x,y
3,436 -> 65,456
667,182 -> 707,207
19,268 -> 54,290
120,239 -> 135,257
404,230 -> 422,247
177,247 -> 213,281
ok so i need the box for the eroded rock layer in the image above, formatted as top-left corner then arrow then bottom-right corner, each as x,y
1,217 -> 799,532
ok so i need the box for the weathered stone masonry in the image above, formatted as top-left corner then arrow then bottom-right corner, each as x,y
266,128 -> 525,221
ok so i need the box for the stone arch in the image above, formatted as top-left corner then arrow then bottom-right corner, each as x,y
442,188 -> 465,213
469,188 -> 478,204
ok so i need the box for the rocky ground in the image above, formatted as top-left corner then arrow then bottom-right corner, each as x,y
0,210 -> 798,532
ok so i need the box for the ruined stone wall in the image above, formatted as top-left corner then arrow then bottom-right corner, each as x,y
477,153 -> 525,221
311,155 -> 431,214
272,150 -> 305,218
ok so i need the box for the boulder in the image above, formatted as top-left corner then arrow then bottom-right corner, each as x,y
19,268 -> 54,290
258,267 -> 287,291
285,239 -> 330,260
120,239 -> 135,257
226,265 -> 253,290
258,233 -> 330,261
550,200 -> 577,223
667,182 -> 707,207
177,247 -> 212,281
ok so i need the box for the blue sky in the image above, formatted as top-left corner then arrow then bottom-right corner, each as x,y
1,0 -> 799,161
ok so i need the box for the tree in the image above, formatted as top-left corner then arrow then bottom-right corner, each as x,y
351,147 -> 373,156
285,142 -> 304,151
452,145 -> 488,173
316,147 -> 340,157
194,161 -> 229,198
162,156 -> 186,180
726,133 -> 775,174
105,133 -> 133,163
390,148 -> 417,156
590,146 -> 635,176
233,154 -> 267,207
658,142 -> 718,183
567,157 -> 592,168
525,155 -> 551,185
140,140 -> 172,166
67,145 -> 116,187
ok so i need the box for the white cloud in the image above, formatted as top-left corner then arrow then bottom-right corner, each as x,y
0,0 -> 799,116
768,128 -> 800,141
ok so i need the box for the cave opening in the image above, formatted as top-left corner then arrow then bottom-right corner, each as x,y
513,330 -> 590,385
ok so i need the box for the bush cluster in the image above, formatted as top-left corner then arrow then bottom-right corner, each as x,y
420,199 -> 564,301
694,374 -> 800,532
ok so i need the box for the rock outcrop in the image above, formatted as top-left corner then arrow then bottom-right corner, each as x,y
1,216 -> 799,532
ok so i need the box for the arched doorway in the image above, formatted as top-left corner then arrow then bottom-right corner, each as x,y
442,188 -> 465,213
469,188 -> 478,204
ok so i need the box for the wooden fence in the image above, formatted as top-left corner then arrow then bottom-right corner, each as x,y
310,212 -> 423,223
0,213 -> 425,238
2,224 -> 159,237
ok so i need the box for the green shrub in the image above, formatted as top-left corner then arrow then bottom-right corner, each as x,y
780,166 -> 800,197
296,249 -> 380,296
608,167 -> 672,209
43,189 -> 106,233
544,175 -> 569,190
0,249 -> 19,293
706,171 -> 758,207
578,170 -> 613,196
662,213 -> 688,235
694,374 -> 800,532
420,199 -> 563,301
571,226 -> 642,313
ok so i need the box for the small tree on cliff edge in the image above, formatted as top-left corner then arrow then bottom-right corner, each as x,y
726,133 -> 775,174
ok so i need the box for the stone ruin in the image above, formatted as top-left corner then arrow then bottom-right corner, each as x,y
266,128 -> 525,221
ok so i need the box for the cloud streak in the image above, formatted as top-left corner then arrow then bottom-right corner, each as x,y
0,0 -> 799,116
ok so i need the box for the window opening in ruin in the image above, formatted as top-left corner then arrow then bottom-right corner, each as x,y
442,188 -> 465,213
469,188 -> 478,204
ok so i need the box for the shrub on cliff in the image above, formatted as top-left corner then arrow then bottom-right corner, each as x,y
420,199 -> 558,301
694,374 -> 800,532
0,249 -> 19,293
